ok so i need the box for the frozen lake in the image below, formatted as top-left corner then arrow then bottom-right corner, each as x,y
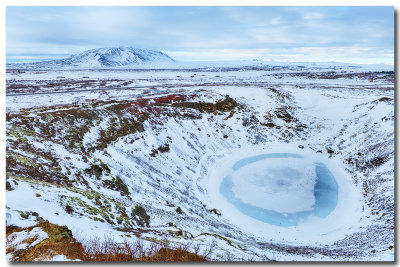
219,153 -> 338,227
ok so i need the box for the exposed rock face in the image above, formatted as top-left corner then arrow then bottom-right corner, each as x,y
173,95 -> 238,114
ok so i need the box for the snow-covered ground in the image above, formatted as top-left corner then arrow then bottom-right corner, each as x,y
6,62 -> 394,261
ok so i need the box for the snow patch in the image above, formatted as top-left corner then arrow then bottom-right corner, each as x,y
45,255 -> 81,261
7,227 -> 49,252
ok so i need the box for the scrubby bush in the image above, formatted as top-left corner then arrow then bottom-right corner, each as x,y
103,176 -> 130,197
150,144 -> 170,157
131,205 -> 150,227
176,207 -> 184,214
65,205 -> 74,214
6,181 -> 13,191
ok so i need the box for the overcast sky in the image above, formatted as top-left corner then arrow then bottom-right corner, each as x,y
6,6 -> 394,64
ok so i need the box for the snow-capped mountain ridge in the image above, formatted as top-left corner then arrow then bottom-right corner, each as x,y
70,47 -> 175,66
9,47 -> 175,69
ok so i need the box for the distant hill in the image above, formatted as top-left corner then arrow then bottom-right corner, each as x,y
7,47 -> 175,69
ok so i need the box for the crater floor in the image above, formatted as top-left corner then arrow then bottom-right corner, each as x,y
219,152 -> 338,225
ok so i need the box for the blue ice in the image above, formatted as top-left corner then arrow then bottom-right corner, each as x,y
220,153 -> 338,227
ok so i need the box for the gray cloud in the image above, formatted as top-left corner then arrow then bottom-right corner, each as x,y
6,6 -> 394,64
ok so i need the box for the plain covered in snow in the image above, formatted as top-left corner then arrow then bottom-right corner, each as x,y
6,60 -> 394,261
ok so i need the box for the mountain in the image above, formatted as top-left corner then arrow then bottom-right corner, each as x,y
8,47 -> 175,69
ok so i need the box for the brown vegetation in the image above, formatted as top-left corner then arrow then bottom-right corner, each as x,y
6,221 -> 207,262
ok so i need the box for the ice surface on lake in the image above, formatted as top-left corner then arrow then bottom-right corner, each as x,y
231,157 -> 317,213
220,153 -> 338,227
